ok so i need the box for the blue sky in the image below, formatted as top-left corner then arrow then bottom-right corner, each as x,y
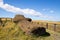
0,0 -> 60,21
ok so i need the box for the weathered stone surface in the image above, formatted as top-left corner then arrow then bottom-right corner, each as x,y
18,20 -> 46,35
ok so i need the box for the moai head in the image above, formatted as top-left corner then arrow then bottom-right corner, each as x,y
13,14 -> 25,24
13,14 -> 32,24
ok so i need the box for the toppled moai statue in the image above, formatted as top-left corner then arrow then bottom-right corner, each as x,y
18,21 -> 46,35
13,14 -> 46,35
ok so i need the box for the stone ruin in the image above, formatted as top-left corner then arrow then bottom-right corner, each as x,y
13,14 -> 47,36
0,18 -> 2,26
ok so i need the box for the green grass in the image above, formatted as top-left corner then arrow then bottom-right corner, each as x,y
0,21 -> 60,40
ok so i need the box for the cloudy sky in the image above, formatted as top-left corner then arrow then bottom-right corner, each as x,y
0,0 -> 60,21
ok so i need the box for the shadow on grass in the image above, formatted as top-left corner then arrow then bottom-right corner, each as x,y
40,32 -> 50,37
31,27 -> 50,37
32,32 -> 50,37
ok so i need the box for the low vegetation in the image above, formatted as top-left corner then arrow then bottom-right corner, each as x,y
0,21 -> 60,40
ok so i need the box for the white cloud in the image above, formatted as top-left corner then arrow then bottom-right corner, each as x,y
42,9 -> 46,11
42,8 -> 54,13
0,0 -> 3,2
42,9 -> 49,11
0,0 -> 53,18
50,10 -> 54,13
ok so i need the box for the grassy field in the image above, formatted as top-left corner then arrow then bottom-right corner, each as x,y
0,21 -> 60,40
